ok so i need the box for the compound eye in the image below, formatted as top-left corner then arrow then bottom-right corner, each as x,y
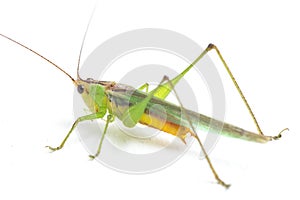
77,85 -> 84,94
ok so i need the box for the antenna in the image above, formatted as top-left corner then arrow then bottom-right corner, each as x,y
76,6 -> 97,80
0,33 -> 76,84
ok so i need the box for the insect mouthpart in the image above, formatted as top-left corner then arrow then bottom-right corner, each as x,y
77,85 -> 84,94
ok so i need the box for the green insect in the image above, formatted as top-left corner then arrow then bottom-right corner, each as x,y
0,32 -> 288,189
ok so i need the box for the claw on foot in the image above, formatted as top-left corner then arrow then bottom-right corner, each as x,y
217,178 -> 231,189
45,145 -> 62,152
89,152 -> 100,160
272,128 -> 289,140
219,181 -> 231,189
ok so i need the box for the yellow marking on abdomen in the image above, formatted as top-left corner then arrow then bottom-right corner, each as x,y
139,113 -> 190,142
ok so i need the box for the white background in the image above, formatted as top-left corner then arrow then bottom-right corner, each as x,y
0,0 -> 299,199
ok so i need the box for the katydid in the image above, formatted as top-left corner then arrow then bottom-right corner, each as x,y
0,33 -> 288,189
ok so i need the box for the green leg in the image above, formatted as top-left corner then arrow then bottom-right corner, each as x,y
121,77 -> 173,128
46,113 -> 103,151
124,73 -> 231,188
206,44 -> 264,135
161,75 -> 230,188
138,83 -> 149,93
151,47 -> 209,100
153,43 -> 265,136
89,114 -> 113,159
